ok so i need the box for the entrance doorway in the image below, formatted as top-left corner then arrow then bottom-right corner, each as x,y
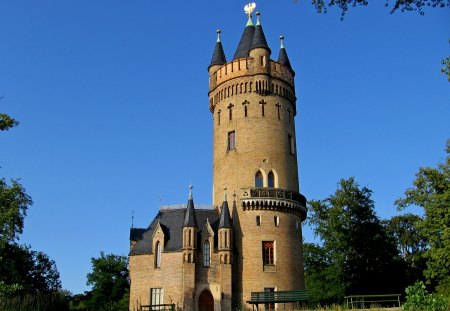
198,290 -> 214,311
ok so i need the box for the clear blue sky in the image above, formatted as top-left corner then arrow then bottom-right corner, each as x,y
1,1 -> 449,295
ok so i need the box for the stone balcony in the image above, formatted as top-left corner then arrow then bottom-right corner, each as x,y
240,187 -> 307,220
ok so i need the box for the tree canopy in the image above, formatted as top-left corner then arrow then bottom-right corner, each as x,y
396,140 -> 450,293
306,177 -> 405,303
86,252 -> 129,311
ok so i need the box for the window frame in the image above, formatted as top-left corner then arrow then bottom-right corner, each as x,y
262,241 -> 275,265
228,131 -> 236,151
150,288 -> 164,310
155,241 -> 162,268
203,240 -> 211,267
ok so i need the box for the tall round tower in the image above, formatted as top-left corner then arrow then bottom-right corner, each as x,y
208,11 -> 307,310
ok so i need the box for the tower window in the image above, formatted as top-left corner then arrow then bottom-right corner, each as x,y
268,171 -> 275,188
155,241 -> 162,268
255,171 -> 263,187
256,215 -> 261,226
275,103 -> 281,120
203,240 -> 211,267
217,109 -> 221,126
228,103 -> 234,121
289,134 -> 296,155
274,216 -> 280,227
263,241 -> 275,265
260,100 -> 266,117
228,131 -> 236,150
242,100 -> 249,117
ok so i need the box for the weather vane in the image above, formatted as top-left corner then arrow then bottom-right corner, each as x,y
244,2 -> 256,17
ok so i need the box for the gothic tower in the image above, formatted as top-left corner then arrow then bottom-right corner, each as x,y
208,11 -> 308,309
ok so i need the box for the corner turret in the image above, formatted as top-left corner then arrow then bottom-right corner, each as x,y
182,186 -> 197,263
208,30 -> 227,72
278,35 -> 294,74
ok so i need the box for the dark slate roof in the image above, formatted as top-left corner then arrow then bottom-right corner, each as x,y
250,15 -> 270,53
209,40 -> 227,70
130,208 -> 220,255
278,47 -> 292,71
233,17 -> 255,60
183,198 -> 197,227
219,200 -> 231,228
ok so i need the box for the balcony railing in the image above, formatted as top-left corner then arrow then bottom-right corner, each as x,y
240,187 -> 307,220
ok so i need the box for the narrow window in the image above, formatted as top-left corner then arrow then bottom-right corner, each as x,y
228,104 -> 234,121
228,131 -> 236,150
260,56 -> 264,66
242,100 -> 249,117
268,171 -> 275,188
260,100 -> 266,117
289,134 -> 295,155
155,241 -> 162,268
274,216 -> 280,227
224,232 -> 228,248
203,240 -> 210,267
256,215 -> 261,226
151,288 -> 164,309
255,171 -> 263,187
263,241 -> 275,265
217,109 -> 221,126
264,288 -> 275,311
275,103 -> 281,120
188,229 -> 191,247
287,108 -> 292,124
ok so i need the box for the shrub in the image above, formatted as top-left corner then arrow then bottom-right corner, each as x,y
403,281 -> 450,311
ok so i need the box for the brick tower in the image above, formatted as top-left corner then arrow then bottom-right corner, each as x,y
208,10 -> 307,310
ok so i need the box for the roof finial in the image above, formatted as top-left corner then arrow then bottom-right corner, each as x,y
244,2 -> 256,17
131,210 -> 135,228
189,184 -> 193,200
280,35 -> 285,49
233,191 -> 236,202
256,12 -> 261,26
216,29 -> 222,42
223,187 -> 227,201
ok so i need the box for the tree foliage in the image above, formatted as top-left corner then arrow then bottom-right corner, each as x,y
299,0 -> 450,17
0,97 -> 19,132
0,178 -> 33,247
306,177 -> 404,303
396,140 -> 450,293
86,252 -> 129,311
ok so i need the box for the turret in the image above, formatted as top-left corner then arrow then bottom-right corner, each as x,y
218,191 -> 232,265
182,186 -> 197,263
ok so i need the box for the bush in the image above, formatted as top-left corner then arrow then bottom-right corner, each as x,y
403,281 -> 450,311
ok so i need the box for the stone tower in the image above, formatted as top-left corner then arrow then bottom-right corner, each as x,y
208,11 -> 308,310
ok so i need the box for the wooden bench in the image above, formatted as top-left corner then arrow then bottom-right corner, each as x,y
247,290 -> 308,310
344,294 -> 401,309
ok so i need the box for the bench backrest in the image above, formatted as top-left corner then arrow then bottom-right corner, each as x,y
250,290 -> 308,302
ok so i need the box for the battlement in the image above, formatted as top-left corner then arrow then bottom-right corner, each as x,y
209,58 -> 294,92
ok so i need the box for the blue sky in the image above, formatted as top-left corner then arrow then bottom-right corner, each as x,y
1,1 -> 449,295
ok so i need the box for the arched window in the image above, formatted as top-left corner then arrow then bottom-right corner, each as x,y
203,241 -> 210,267
268,171 -> 275,188
155,241 -> 161,268
255,171 -> 263,187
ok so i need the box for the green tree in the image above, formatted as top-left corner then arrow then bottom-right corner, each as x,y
86,252 -> 129,311
303,242 -> 344,305
0,96 -> 19,132
396,140 -> 450,294
303,0 -> 450,17
0,179 -> 33,247
307,177 -> 403,302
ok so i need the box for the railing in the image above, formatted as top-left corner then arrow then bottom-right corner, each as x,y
140,304 -> 175,311
241,187 -> 307,220
344,294 -> 401,309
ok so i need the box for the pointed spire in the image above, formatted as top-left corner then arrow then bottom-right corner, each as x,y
209,30 -> 227,70
233,15 -> 255,60
250,12 -> 270,53
183,185 -> 197,227
219,189 -> 232,229
278,35 -> 293,71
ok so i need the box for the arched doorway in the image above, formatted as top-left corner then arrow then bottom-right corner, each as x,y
198,290 -> 214,311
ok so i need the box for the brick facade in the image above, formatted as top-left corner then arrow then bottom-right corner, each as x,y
129,11 -> 307,311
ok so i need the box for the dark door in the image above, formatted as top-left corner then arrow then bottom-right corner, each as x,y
198,290 -> 214,311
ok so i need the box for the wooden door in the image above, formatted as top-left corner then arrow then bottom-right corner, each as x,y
198,290 -> 214,311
